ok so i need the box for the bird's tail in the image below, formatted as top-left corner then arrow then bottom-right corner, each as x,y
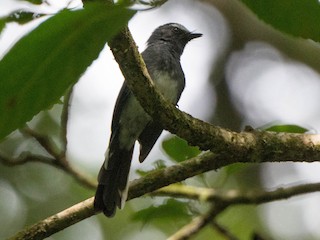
94,144 -> 134,217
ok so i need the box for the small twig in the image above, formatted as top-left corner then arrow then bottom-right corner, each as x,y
151,183 -> 320,205
21,125 -> 61,159
57,156 -> 97,189
212,221 -> 239,240
167,204 -> 227,240
0,150 -> 97,189
0,151 -> 58,167
19,125 -> 96,189
61,86 -> 74,155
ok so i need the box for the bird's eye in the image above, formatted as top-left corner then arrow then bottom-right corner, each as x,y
173,27 -> 179,33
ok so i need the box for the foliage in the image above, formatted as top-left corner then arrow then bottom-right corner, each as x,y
162,135 -> 201,162
0,3 -> 134,140
241,0 -> 320,41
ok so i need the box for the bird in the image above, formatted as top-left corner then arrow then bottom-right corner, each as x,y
94,23 -> 202,217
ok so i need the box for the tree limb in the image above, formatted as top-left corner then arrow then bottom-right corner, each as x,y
107,16 -> 320,165
7,198 -> 95,240
151,182 -> 320,205
8,151 -> 320,240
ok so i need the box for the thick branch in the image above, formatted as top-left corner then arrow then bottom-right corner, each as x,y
107,21 -> 320,164
9,151 -> 320,240
7,198 -> 95,240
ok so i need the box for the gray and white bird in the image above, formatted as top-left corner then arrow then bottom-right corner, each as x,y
94,23 -> 202,217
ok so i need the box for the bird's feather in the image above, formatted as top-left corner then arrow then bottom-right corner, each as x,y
138,121 -> 163,163
94,131 -> 134,217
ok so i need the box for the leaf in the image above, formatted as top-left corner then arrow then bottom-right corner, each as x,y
132,199 -> 191,224
263,124 -> 308,133
241,0 -> 320,41
0,18 -> 5,33
6,10 -> 45,25
162,135 -> 201,162
0,3 -> 135,140
18,0 -> 43,4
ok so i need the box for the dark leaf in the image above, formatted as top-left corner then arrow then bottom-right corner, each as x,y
0,3 -> 135,140
132,199 -> 191,224
6,10 -> 45,25
0,18 -> 5,34
19,0 -> 43,4
241,0 -> 320,42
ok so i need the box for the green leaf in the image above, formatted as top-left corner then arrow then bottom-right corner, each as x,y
19,0 -> 43,4
6,10 -> 45,25
0,3 -> 135,140
132,199 -> 191,224
263,124 -> 308,133
162,135 -> 201,162
241,0 -> 320,41
0,18 -> 5,33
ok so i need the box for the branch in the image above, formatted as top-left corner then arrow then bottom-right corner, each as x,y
107,17 -> 320,165
0,151 -> 57,166
152,182 -> 320,206
20,126 -> 61,159
19,125 -> 96,189
61,85 -> 74,155
9,151 -> 320,240
7,198 -> 95,240
156,183 -> 320,239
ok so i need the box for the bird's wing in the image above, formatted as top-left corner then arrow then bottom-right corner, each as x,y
95,82 -> 135,217
111,82 -> 132,132
138,121 -> 163,163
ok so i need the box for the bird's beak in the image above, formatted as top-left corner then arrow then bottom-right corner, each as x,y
188,32 -> 202,40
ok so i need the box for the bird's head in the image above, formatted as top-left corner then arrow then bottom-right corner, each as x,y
147,23 -> 202,55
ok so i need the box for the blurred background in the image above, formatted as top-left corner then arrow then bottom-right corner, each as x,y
1,0 -> 320,239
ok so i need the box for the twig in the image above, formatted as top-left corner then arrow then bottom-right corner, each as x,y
0,150 -> 97,189
56,156 -> 97,189
151,183 -> 320,205
61,85 -> 74,155
0,151 -> 57,167
19,125 -> 96,189
212,221 -> 239,240
20,126 -> 61,159
167,204 -> 227,240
